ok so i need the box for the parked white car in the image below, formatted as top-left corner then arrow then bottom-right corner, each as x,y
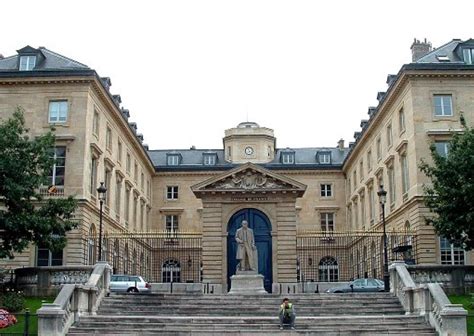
109,275 -> 151,293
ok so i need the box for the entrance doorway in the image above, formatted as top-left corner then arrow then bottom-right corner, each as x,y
227,208 -> 272,292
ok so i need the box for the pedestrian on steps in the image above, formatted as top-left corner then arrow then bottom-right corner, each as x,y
279,297 -> 296,330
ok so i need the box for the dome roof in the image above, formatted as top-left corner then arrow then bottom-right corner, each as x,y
237,121 -> 260,128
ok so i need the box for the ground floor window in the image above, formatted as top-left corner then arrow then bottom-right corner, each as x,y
318,256 -> 338,282
162,259 -> 181,283
37,246 -> 63,266
440,237 -> 465,265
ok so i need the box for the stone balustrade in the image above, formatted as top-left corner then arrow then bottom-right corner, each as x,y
407,264 -> 474,295
15,265 -> 94,296
390,261 -> 467,336
37,261 -> 111,336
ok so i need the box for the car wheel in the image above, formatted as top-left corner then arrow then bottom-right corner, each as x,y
334,290 -> 343,293
127,287 -> 139,293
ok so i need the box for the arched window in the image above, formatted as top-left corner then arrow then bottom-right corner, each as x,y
349,253 -> 354,280
162,259 -> 181,283
363,246 -> 368,278
113,239 -> 119,274
140,252 -> 145,277
356,250 -> 360,278
318,256 -> 338,282
123,243 -> 129,274
132,249 -> 137,274
87,225 -> 96,265
371,241 -> 377,278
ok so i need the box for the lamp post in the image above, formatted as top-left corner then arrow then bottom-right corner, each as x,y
377,185 -> 390,292
97,182 -> 107,261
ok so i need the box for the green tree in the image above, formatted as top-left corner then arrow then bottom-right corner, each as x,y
419,115 -> 474,250
0,107 -> 77,258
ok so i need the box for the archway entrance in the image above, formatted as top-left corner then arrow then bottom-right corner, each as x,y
227,208 -> 272,292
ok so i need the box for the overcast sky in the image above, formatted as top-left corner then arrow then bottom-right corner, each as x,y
2,1 -> 474,150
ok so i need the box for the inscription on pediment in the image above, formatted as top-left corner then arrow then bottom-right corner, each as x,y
206,169 -> 291,190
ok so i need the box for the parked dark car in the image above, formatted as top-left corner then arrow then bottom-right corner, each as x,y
325,278 -> 384,293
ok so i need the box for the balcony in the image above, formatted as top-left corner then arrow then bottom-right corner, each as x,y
38,185 -> 65,197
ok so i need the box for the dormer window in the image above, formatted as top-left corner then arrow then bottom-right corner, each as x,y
463,48 -> 474,64
281,151 -> 295,164
19,55 -> 36,71
166,154 -> 181,166
203,153 -> 217,166
317,152 -> 331,164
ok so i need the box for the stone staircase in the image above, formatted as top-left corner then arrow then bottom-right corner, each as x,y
68,292 -> 436,335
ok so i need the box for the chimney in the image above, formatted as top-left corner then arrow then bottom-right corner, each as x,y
337,139 -> 345,150
190,145 -> 196,150
0,54 -> 4,60
143,144 -> 149,151
129,122 -> 137,134
411,38 -> 432,62
137,133 -> 144,142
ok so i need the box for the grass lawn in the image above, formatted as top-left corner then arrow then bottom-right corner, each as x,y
0,297 -> 54,335
448,294 -> 474,335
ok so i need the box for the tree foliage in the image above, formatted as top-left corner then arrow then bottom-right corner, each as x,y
0,107 -> 77,258
419,115 -> 474,250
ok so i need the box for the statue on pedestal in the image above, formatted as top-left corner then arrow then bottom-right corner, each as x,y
235,220 -> 258,272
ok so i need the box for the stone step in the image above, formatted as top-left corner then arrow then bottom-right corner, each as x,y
75,315 -> 427,325
97,310 -> 406,316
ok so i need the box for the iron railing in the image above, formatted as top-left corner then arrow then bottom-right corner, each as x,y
84,232 -> 202,283
297,231 -> 416,282
84,231 -> 416,284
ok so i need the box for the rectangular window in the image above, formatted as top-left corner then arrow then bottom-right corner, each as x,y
386,123 -> 393,148
117,140 -> 122,162
367,150 -> 372,172
440,237 -> 465,265
353,171 -> 357,190
359,160 -> 364,181
90,157 -> 97,195
141,173 -> 144,191
36,246 -> 63,266
126,153 -> 131,173
48,147 -> 66,186
125,187 -> 130,226
463,48 -> 474,64
401,154 -> 409,195
368,186 -> 375,222
360,193 -> 365,229
388,166 -> 395,205
167,155 -> 180,166
105,169 -> 112,206
166,215 -> 179,233
203,154 -> 216,165
133,195 -> 138,228
106,127 -> 112,151
93,110 -> 100,136
48,101 -> 68,123
434,95 -> 453,116
167,186 -> 178,200
376,137 -> 382,160
320,213 -> 334,232
320,184 -> 332,197
435,141 -> 449,158
134,163 -> 138,182
399,108 -> 406,133
318,153 -> 331,164
282,152 -> 295,164
115,179 -> 122,217
19,55 -> 36,71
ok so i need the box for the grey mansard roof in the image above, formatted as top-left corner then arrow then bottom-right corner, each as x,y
415,39 -> 474,64
0,46 -> 90,71
148,147 -> 350,172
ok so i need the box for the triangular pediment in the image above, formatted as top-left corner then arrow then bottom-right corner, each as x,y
192,163 -> 306,197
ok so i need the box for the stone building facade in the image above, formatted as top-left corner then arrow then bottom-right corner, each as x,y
0,39 -> 473,292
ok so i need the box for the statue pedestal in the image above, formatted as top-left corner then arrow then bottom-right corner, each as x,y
228,271 -> 267,295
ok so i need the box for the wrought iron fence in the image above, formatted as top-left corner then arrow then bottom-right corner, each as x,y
297,231 -> 416,282
84,231 -> 415,284
84,232 -> 202,283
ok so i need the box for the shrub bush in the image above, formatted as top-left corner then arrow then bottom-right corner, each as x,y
0,289 -> 25,312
